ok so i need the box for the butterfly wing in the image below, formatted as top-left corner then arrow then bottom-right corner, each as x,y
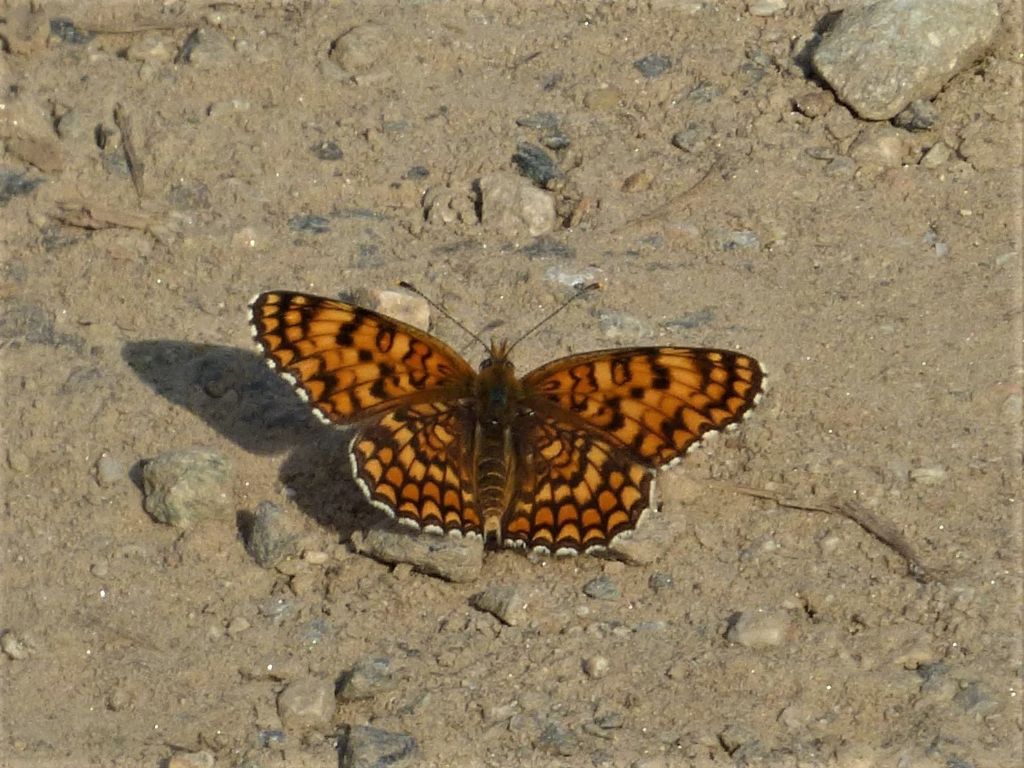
520,347 -> 764,468
250,291 -> 481,533
249,291 -> 476,423
503,415 -> 652,553
504,346 -> 763,553
350,400 -> 482,536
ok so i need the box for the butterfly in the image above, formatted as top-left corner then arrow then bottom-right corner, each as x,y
249,289 -> 764,555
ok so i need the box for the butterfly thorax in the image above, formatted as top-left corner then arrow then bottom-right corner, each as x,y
472,341 -> 522,544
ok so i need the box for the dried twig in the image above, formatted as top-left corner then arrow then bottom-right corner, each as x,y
710,481 -> 933,582
113,102 -> 144,199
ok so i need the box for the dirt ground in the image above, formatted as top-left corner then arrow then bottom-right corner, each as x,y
2,1 -> 1022,766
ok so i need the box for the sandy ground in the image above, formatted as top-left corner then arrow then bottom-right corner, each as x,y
2,2 -> 1022,766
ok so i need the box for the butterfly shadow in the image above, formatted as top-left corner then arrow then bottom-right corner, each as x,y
122,340 -> 380,537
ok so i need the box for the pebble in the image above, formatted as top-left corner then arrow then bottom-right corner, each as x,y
714,229 -> 760,251
125,34 -> 174,64
894,99 -> 939,131
582,575 -> 619,600
242,501 -> 299,567
341,725 -> 417,768
598,310 -> 652,341
1,631 -> 33,660
582,654 -> 610,678
544,265 -> 607,291
848,127 -> 906,167
166,751 -> 215,768
277,677 -> 334,730
909,465 -> 947,484
792,91 -> 833,119
371,289 -> 430,331
621,170 -> 653,193
477,172 -> 556,237
919,142 -> 952,168
141,448 -> 231,528
471,585 -> 528,626
512,142 -> 562,187
725,609 -> 791,648
633,54 -> 671,79
310,140 -> 343,161
329,24 -> 392,80
337,656 -> 396,701
584,87 -> 624,111
670,127 -> 707,153
422,183 -> 477,226
516,112 -> 559,131
91,453 -> 124,487
179,28 -> 234,66
537,720 -> 577,756
648,572 -> 674,593
349,528 -> 483,583
747,0 -> 787,16
48,17 -> 93,46
811,0 -> 1001,120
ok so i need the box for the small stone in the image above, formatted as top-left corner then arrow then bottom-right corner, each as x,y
894,99 -> 939,131
179,28 -> 234,66
142,448 -> 231,528
242,501 -> 301,568
350,528 -> 483,583
583,655 -> 610,678
478,171 -> 556,237
621,170 -> 653,193
910,465 -> 947,484
670,127 -> 707,153
49,17 -> 93,46
206,99 -> 250,118
371,290 -> 430,332
341,725 -> 417,768
584,87 -> 624,111
310,140 -> 343,161
226,617 -> 250,636
329,24 -> 391,79
714,229 -> 760,251
512,142 -> 562,187
725,609 -> 791,648
303,549 -> 329,565
748,0 -> 787,16
537,720 -> 576,756
472,585 -> 528,626
792,91 -> 833,119
1,631 -> 34,660
277,677 -> 334,730
7,448 -> 29,473
167,750 -> 215,768
125,34 -> 174,63
634,54 -> 671,79
648,572 -> 674,593
337,656 -> 396,701
90,560 -> 109,578
94,453 -> 126,487
582,575 -> 619,600
920,142 -> 952,168
848,127 -> 906,167
516,113 -> 560,130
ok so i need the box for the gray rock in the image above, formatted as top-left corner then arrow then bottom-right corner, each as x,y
337,656 -> 396,701
811,0 -> 1001,120
634,53 -> 671,78
94,454 -> 126,487
582,575 -> 619,600
288,214 -> 330,233
178,28 -> 235,66
516,112 -> 560,130
142,448 -> 231,528
276,677 -> 334,730
648,572 -> 674,593
350,528 -> 483,583
244,501 -> 301,568
537,720 -> 576,756
894,99 -> 939,131
471,585 -> 528,626
310,140 -> 343,161
512,142 -> 562,187
748,0 -> 787,16
725,609 -> 791,648
341,725 -> 417,768
478,172 -> 556,237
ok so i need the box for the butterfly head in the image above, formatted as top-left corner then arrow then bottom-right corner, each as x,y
479,338 -> 513,372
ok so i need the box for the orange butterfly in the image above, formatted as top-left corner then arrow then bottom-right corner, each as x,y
249,290 -> 763,555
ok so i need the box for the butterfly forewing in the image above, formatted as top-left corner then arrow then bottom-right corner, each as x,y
521,347 -> 763,468
249,291 -> 475,423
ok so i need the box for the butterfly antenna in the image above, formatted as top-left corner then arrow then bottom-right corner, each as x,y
506,282 -> 601,356
398,281 -> 490,354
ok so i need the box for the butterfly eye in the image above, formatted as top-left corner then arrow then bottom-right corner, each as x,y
479,358 -> 493,371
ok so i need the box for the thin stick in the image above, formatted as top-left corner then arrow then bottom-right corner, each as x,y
114,103 -> 144,200
709,481 -> 933,583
